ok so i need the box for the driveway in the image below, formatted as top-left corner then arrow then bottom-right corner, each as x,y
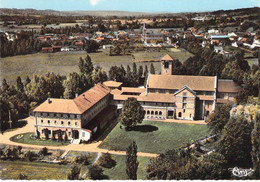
0,117 -> 158,158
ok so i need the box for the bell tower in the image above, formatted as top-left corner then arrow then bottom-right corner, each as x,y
160,54 -> 175,75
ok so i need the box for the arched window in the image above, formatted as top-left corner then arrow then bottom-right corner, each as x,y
159,111 -> 162,115
147,111 -> 150,114
178,112 -> 182,118
155,111 -> 158,115
151,111 -> 154,115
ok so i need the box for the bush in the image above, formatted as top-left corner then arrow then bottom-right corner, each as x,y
18,174 -> 28,180
39,147 -> 48,156
98,153 -> 116,168
73,154 -> 89,165
86,164 -> 104,180
25,151 -> 38,161
67,165 -> 81,180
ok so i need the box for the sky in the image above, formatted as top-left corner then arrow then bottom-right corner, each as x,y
0,0 -> 259,13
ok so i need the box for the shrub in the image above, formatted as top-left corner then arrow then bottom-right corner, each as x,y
98,153 -> 116,168
73,154 -> 89,165
39,147 -> 48,156
18,174 -> 28,180
25,151 -> 37,161
86,164 -> 104,180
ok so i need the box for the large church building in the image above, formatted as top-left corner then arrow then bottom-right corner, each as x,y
33,54 -> 242,142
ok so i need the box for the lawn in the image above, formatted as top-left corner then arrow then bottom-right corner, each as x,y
99,120 -> 209,154
10,132 -> 70,146
0,49 -> 161,85
0,160 -> 72,180
0,154 -> 151,180
133,48 -> 193,63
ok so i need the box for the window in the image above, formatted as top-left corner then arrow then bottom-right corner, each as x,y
164,62 -> 169,68
155,111 -> 158,115
168,111 -> 174,116
41,130 -> 44,134
183,92 -> 187,96
159,111 -> 162,115
61,121 -> 64,125
147,111 -> 150,115
183,103 -> 187,108
75,122 -> 78,126
190,114 -> 192,118
151,111 -> 154,115
68,121 -> 71,126
54,113 -> 56,117
47,113 -> 49,117
48,120 -> 50,124
48,130 -> 51,134
183,97 -> 187,103
61,114 -> 63,117
178,112 -> 182,117
41,120 -> 43,124
54,121 -> 57,125
68,132 -> 72,137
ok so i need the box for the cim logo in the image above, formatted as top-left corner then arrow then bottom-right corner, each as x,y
229,167 -> 254,177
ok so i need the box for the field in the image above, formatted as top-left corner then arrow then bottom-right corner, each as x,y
133,48 -> 193,63
0,49 -> 163,85
99,120 -> 209,154
10,132 -> 70,146
0,154 -> 151,180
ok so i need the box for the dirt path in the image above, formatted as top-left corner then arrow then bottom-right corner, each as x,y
149,119 -> 207,125
0,117 -> 158,158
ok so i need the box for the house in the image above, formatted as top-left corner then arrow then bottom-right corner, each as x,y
33,83 -> 116,142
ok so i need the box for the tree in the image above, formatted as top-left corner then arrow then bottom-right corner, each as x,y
98,153 -> 116,168
150,63 -> 155,74
251,113 -> 260,179
16,76 -> 24,92
25,150 -> 37,161
79,56 -> 94,77
218,116 -> 253,167
17,146 -> 22,155
120,98 -> 144,129
63,72 -> 82,99
67,165 -> 81,180
85,40 -> 100,53
207,104 -> 232,135
43,128 -> 49,140
39,147 -> 48,156
86,164 -> 104,180
126,141 -> 139,180
92,67 -> 108,84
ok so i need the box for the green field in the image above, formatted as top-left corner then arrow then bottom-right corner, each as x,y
99,120 -> 209,154
0,48 -> 193,85
0,160 -> 72,180
0,154 -> 151,180
133,48 -> 193,63
0,49 -> 162,85
10,132 -> 70,146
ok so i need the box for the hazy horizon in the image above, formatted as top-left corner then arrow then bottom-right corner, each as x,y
1,0 -> 259,13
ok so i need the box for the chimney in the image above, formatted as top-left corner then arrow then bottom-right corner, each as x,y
82,94 -> 85,99
75,93 -> 78,98
47,98 -> 51,104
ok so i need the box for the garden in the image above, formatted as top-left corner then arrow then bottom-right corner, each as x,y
10,132 -> 70,146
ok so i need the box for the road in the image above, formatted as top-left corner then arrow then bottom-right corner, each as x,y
0,117 -> 158,158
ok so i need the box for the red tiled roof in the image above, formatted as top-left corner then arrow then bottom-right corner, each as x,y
217,80 -> 242,93
148,74 -> 216,91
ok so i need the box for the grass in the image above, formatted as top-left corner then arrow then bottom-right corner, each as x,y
0,160 -> 72,180
10,132 -> 70,146
0,153 -> 151,180
99,120 -> 209,154
0,49 -> 162,85
133,49 -> 193,63
102,155 -> 151,180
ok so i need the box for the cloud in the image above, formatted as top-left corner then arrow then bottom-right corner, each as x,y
90,0 -> 103,6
